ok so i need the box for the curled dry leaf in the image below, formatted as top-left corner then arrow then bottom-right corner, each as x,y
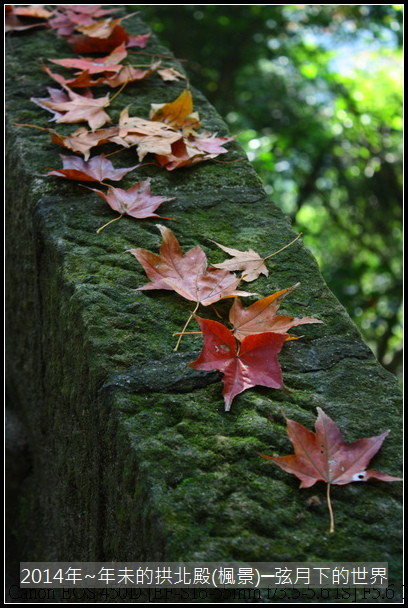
68,27 -> 149,55
65,12 -> 147,54
189,316 -> 286,411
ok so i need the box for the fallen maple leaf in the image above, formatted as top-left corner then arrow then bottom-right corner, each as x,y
87,179 -> 175,232
212,242 -> 268,282
47,6 -> 119,37
129,225 -> 254,306
50,126 -> 123,160
103,61 -> 161,88
47,43 -> 127,75
11,6 -> 54,19
42,65 -> 108,89
126,33 -> 151,49
260,407 -> 403,533
43,59 -> 160,90
45,153 -> 139,182
74,15 -> 134,39
68,28 -> 150,55
60,5 -> 118,18
154,133 -> 235,171
116,108 -> 183,160
11,123 -> 123,161
67,13 -> 146,55
5,5 -> 52,32
150,88 -> 201,133
211,233 -> 303,282
189,317 -> 286,411
229,284 -> 323,341
31,85 -> 112,131
157,67 -> 186,82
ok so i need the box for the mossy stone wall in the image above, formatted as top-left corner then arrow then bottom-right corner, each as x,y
6,11 -> 402,602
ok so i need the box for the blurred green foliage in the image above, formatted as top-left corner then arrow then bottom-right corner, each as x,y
132,5 -> 403,379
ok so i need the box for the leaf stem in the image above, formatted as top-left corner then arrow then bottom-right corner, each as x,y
12,122 -> 51,132
96,213 -> 123,234
129,50 -> 188,62
172,331 -> 202,336
327,483 -> 335,534
104,142 -> 139,157
173,302 -> 199,352
211,157 -> 246,164
263,232 -> 302,261
106,78 -> 129,106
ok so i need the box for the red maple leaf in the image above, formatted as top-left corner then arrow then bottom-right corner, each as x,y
189,316 -> 287,410
67,13 -> 147,55
260,407 -> 402,532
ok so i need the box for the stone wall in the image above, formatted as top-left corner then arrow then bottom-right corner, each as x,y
6,10 -> 402,602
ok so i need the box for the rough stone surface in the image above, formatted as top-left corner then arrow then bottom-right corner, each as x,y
6,11 -> 402,602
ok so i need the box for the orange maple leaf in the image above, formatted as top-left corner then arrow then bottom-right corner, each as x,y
229,284 -> 323,341
150,88 -> 201,133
